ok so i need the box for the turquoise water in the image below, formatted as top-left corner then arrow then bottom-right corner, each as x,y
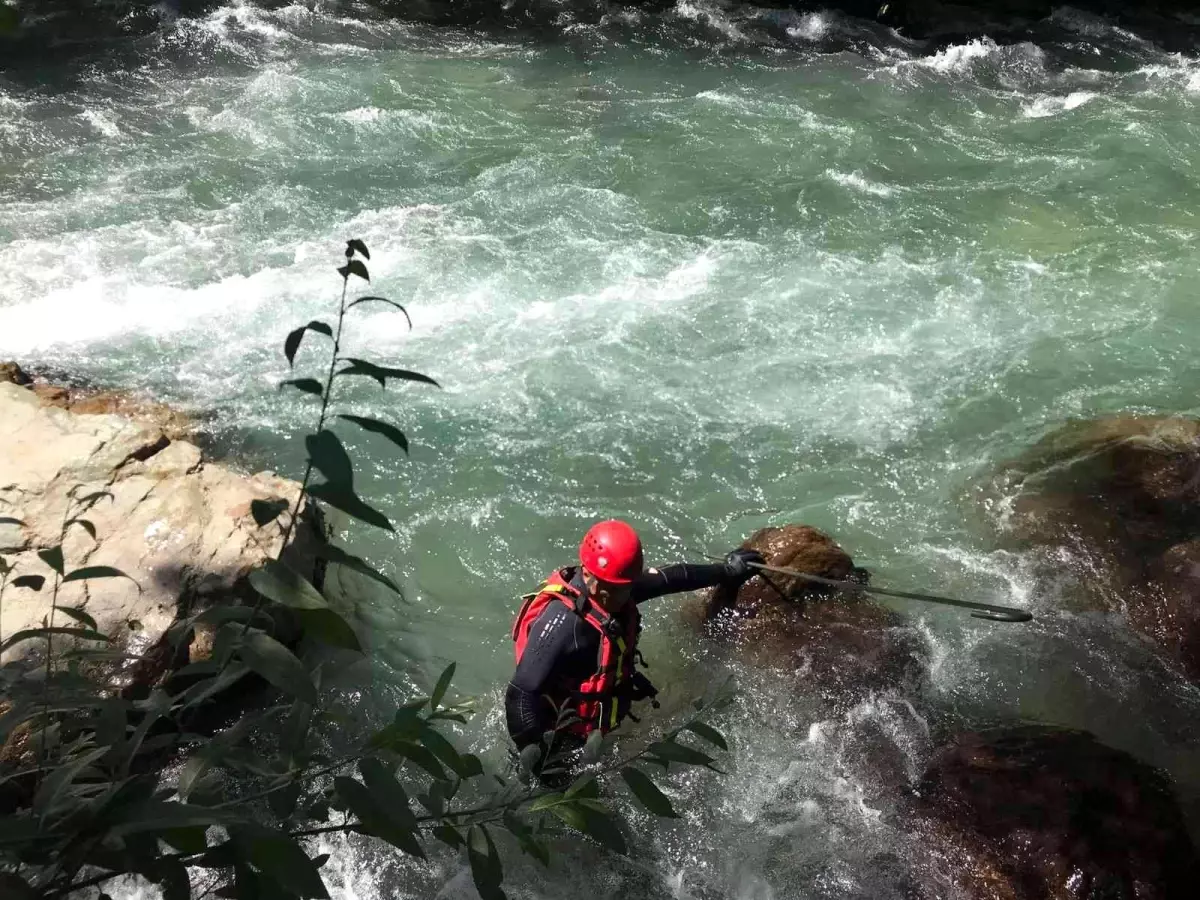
3,3 -> 1200,897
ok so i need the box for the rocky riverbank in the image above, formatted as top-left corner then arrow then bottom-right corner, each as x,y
0,364 -> 321,682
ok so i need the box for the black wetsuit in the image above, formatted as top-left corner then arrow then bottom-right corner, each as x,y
505,562 -> 734,749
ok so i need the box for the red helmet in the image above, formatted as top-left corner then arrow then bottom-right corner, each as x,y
579,520 -> 644,585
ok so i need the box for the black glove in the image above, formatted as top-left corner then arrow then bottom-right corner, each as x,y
723,548 -> 765,582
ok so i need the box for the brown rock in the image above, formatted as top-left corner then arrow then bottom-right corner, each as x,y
31,383 -> 192,441
0,382 -> 319,681
995,416 -> 1200,560
1137,540 -> 1200,679
906,727 -> 1200,900
687,524 -> 927,702
989,416 -> 1200,678
0,361 -> 32,385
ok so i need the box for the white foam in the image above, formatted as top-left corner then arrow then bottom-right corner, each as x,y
673,0 -> 746,42
787,13 -> 829,42
917,38 -> 999,75
1022,91 -> 1097,118
826,170 -> 895,198
80,109 -> 123,138
340,106 -> 384,124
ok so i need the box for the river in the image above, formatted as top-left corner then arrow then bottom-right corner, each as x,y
2,2 -> 1200,897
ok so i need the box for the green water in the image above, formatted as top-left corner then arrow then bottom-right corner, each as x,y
3,3 -> 1200,896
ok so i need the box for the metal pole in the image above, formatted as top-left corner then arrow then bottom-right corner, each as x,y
746,561 -> 1033,624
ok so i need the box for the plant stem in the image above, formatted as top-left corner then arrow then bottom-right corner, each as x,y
278,269 -> 350,552
231,269 -> 352,653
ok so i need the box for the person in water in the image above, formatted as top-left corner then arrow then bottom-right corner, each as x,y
506,519 -> 763,768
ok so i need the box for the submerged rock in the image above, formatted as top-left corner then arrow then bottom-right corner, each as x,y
687,524 -> 927,701
988,415 -> 1200,678
0,381 -> 321,682
905,726 -> 1200,900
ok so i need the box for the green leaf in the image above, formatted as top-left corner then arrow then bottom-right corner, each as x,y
502,810 -> 551,867
230,824 -> 330,899
251,498 -> 289,526
284,320 -> 333,368
581,729 -> 604,763
95,697 -> 128,748
432,824 -> 463,849
345,296 -> 411,328
0,626 -> 110,653
358,757 -> 419,831
178,662 -> 252,710
177,754 -> 213,801
282,700 -> 313,759
527,791 -> 565,813
392,741 -> 447,781
430,662 -> 455,710
336,358 -> 440,390
281,378 -> 324,397
337,259 -> 370,282
66,518 -> 97,541
459,753 -> 484,778
518,744 -> 543,777
334,776 -> 425,859
38,545 -> 64,575
57,605 -> 98,630
12,574 -> 45,591
33,745 -> 110,816
110,800 -> 235,835
268,780 -> 301,820
336,414 -> 409,455
418,724 -> 470,778
306,483 -> 394,532
316,543 -> 401,595
161,825 -> 209,854
647,740 -> 715,768
294,607 -> 360,650
684,721 -> 729,751
553,803 -> 627,855
467,825 -> 506,900
306,431 -> 353,490
248,560 -> 327,610
0,873 -> 38,900
416,781 -> 445,817
63,565 -> 139,586
621,768 -> 679,818
346,239 -> 370,260
237,632 -> 316,703
565,776 -> 599,800
159,856 -> 191,900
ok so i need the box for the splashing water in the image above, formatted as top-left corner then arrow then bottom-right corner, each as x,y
3,3 -> 1200,896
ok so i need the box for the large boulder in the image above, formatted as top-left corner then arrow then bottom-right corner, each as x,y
0,381 -> 320,675
988,416 -> 1200,677
687,524 -> 928,702
904,727 -> 1200,900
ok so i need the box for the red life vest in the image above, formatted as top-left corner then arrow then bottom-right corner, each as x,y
511,567 -> 641,736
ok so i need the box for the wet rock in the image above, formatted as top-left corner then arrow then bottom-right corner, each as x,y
687,524 -> 927,701
989,415 -> 1200,677
0,361 -> 32,386
906,726 -> 1200,900
1138,540 -> 1200,678
0,382 -> 320,680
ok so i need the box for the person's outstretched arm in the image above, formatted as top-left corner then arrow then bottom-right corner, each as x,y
633,549 -> 763,603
